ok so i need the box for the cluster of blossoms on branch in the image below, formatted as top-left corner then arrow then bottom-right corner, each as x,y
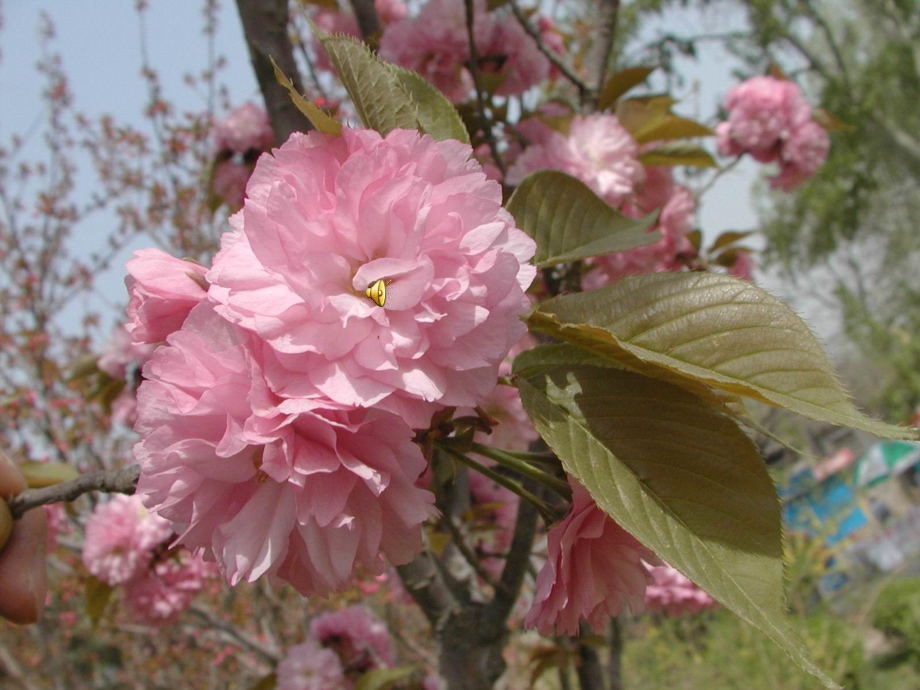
716,75 -> 830,191
81,494 -> 215,625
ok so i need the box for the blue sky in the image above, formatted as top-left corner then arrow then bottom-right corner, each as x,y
1,1 -> 780,339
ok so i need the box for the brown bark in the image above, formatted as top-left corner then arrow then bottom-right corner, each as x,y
348,0 -> 383,44
234,0 -> 311,142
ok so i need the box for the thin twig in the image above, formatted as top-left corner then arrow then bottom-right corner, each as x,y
7,465 -> 140,520
463,0 -> 506,178
508,0 -> 588,98
440,513 -> 502,592
189,604 -> 280,665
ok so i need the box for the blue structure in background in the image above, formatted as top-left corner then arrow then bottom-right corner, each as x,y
782,473 -> 869,546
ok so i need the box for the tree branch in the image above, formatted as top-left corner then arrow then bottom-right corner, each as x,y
348,0 -> 383,44
584,0 -> 621,111
7,465 -> 140,520
575,623 -> 607,690
189,604 -> 280,666
396,551 -> 459,632
508,0 -> 588,98
463,0 -> 506,178
234,0 -> 311,142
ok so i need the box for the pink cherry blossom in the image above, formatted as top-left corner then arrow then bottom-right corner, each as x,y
207,128 -> 535,429
379,0 -> 477,102
376,0 -> 408,25
124,552 -> 215,626
644,564 -> 717,617
729,249 -> 756,281
716,76 -> 811,160
43,503 -> 69,552
310,0 -> 408,73
716,76 -> 829,189
212,103 -> 274,155
770,121 -> 830,191
277,640 -> 346,690
82,494 -> 172,586
212,159 -> 252,209
508,114 -> 645,207
524,478 -> 658,635
133,303 -> 436,596
309,605 -> 395,672
125,248 -> 209,345
475,14 -> 549,98
423,674 -> 446,690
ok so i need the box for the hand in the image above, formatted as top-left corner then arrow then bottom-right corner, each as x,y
0,452 -> 48,624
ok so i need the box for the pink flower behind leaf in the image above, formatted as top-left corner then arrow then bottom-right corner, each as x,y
134,304 -> 436,596
524,479 -> 658,636
125,248 -> 209,345
277,640 -> 346,690
212,103 -> 274,155
207,128 -> 535,429
644,564 -> 717,616
309,605 -> 395,672
508,114 -> 645,207
82,494 -> 172,586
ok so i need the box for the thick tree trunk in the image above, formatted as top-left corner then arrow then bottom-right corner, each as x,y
234,0 -> 311,142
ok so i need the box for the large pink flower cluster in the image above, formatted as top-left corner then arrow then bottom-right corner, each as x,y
644,564 -> 717,617
716,75 -> 829,190
207,128 -> 535,428
524,478 -> 658,635
123,551 -> 217,625
131,128 -> 533,597
379,0 -> 549,103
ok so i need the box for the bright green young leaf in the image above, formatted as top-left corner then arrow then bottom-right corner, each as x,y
354,666 -> 416,690
598,66 -> 656,111
313,28 -> 418,136
516,364 -> 838,688
527,272 -> 918,440
638,141 -> 717,168
270,56 -> 342,135
20,461 -> 79,489
390,66 -> 470,144
86,575 -> 113,626
634,115 -> 714,144
506,171 -> 659,268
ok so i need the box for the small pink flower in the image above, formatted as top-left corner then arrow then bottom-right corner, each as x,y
125,248 -> 209,345
124,552 -> 213,626
375,0 -> 408,25
524,479 -> 658,635
644,564 -> 717,617
212,159 -> 252,209
309,605 -> 394,672
729,250 -> 756,281
207,128 -> 535,428
277,640 -> 346,690
508,114 -> 645,207
423,674 -> 446,690
134,304 -> 436,596
475,15 -> 549,98
82,494 -> 172,586
213,103 -> 274,155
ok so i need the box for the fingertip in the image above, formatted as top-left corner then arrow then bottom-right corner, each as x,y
0,450 -> 26,499
0,508 -> 48,625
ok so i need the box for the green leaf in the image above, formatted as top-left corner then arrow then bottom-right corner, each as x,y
516,364 -> 838,688
248,673 -> 277,690
709,230 -> 755,253
313,27 -> 418,136
354,666 -> 416,690
270,56 -> 342,135
390,66 -> 470,144
638,141 -> 717,168
506,171 -> 660,268
635,115 -> 714,144
527,272 -> 918,440
20,461 -> 79,489
598,66 -> 656,111
85,575 -> 113,626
